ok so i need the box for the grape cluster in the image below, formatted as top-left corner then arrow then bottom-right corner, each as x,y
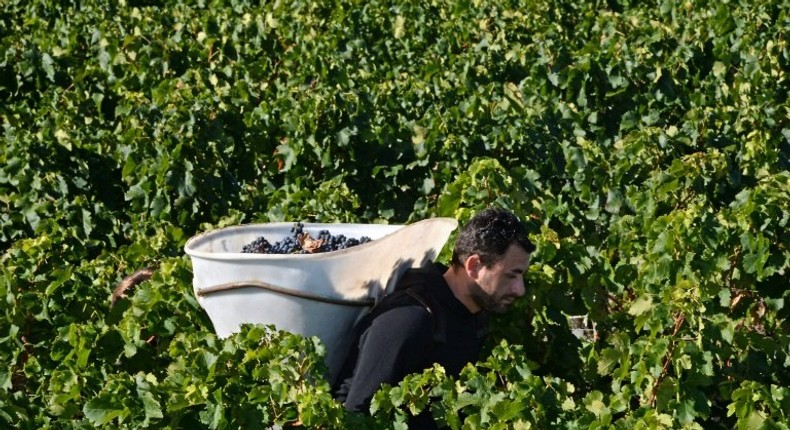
241,236 -> 273,254
241,222 -> 372,254
315,229 -> 372,252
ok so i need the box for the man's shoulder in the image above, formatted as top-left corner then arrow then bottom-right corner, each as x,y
394,262 -> 448,294
371,302 -> 433,325
364,302 -> 435,347
370,287 -> 434,322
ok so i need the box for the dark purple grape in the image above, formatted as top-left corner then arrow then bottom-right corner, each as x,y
241,223 -> 373,254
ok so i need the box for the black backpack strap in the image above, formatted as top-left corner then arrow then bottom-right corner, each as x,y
403,287 -> 446,344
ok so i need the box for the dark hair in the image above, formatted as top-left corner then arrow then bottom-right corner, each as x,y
450,207 -> 535,268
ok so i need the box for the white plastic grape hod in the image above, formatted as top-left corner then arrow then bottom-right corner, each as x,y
184,217 -> 458,383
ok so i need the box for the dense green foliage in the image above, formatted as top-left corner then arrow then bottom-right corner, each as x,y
2,0 -> 789,428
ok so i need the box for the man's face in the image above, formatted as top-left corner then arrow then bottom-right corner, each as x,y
469,243 -> 531,314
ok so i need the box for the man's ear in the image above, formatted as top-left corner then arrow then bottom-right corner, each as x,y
464,254 -> 482,280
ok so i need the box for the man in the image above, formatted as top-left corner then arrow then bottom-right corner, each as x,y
333,207 -> 535,428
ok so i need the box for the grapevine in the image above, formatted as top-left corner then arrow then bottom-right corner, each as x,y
1,0 -> 788,428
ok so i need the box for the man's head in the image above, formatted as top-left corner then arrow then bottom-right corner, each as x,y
451,207 -> 535,268
450,208 -> 535,314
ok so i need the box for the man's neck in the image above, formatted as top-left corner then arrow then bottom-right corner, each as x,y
443,265 -> 481,314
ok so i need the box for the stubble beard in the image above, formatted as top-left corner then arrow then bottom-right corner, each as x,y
469,282 -> 512,314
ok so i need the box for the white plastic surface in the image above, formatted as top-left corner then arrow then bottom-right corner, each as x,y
184,218 -> 458,382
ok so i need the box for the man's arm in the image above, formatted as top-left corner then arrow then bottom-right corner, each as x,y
342,305 -> 434,412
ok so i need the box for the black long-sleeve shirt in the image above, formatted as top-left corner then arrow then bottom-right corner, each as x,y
334,263 -> 488,428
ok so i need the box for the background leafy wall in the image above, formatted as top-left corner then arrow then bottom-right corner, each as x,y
1,0 -> 788,428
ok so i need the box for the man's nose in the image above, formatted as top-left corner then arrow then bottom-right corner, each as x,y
513,278 -> 525,297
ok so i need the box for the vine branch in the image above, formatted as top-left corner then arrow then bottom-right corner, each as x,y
647,311 -> 685,406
